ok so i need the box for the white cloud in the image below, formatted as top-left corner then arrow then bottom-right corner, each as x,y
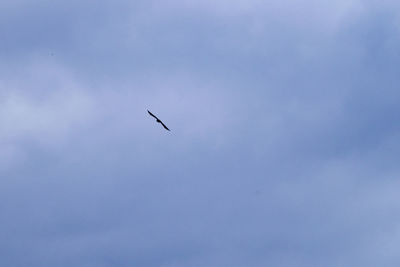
0,61 -> 97,170
0,89 -> 94,144
149,0 -> 365,34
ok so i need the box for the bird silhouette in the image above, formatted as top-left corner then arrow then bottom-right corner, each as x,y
147,110 -> 170,131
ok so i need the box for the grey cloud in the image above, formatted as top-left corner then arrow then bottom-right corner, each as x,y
1,0 -> 400,266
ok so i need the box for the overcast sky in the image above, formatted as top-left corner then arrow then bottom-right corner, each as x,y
1,1 -> 400,266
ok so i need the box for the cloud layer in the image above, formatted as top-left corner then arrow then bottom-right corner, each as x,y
1,0 -> 400,266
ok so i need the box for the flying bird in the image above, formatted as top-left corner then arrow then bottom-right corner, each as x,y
147,110 -> 170,131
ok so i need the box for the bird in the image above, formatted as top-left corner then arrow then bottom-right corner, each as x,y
147,110 -> 170,131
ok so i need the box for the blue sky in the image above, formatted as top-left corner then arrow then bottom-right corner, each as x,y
1,1 -> 400,266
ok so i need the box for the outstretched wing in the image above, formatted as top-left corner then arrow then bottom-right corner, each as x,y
147,110 -> 159,120
161,122 -> 170,131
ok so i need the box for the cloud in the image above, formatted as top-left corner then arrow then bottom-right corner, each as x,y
0,61 -> 96,171
1,0 -> 400,266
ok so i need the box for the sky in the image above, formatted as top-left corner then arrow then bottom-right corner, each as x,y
1,0 -> 400,266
